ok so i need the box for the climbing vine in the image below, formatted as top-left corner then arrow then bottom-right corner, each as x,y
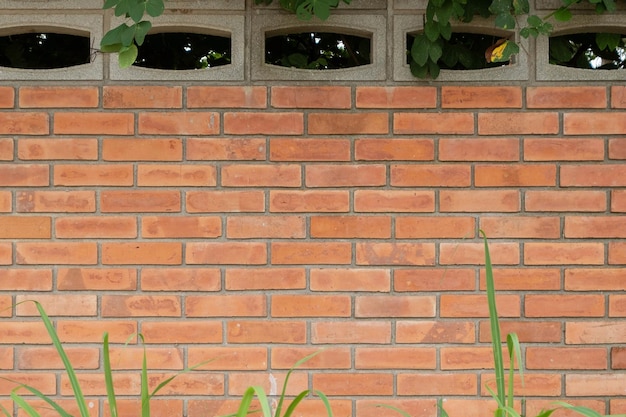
100,0 -> 621,77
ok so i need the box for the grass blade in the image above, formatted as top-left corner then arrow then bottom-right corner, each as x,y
103,333 -> 118,417
552,402 -> 605,417
275,350 -> 323,417
236,387 -> 272,417
11,391 -> 41,417
375,404 -> 413,417
437,399 -> 450,417
140,335 -> 150,417
282,390 -> 309,417
6,382 -> 73,417
149,359 -> 216,398
31,301 -> 90,417
0,401 -> 11,417
506,332 -> 522,411
314,390 -> 333,417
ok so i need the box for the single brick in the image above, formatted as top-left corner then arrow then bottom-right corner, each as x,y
440,346 -> 495,369
397,374 -> 477,395
0,192 -> 11,212
271,347 -> 351,369
138,112 -> 219,135
271,242 -> 351,265
308,113 -> 388,135
56,320 -> 137,343
524,138 -> 605,161
15,294 -> 97,316
526,347 -> 607,370
396,321 -> 475,344
612,190 -> 626,212
141,268 -> 221,291
186,138 -> 266,161
100,190 -> 181,212
0,164 -> 48,186
142,216 -> 221,238
225,268 -> 306,290
17,138 -> 98,160
16,242 -> 97,265
103,138 -> 183,161
524,242 -> 604,265
478,112 -> 559,135
19,87 -> 99,108
187,347 -> 267,371
310,216 -> 391,238
137,164 -> 217,187
101,295 -> 181,317
221,164 -> 301,187
55,216 -> 137,238
440,294 -> 520,317
224,112 -> 302,135
0,86 -> 14,108
391,164 -> 471,187
17,191 -> 96,213
141,321 -> 222,344
186,242 -> 267,265
609,242 -> 626,265
103,86 -> 182,108
17,347 -> 99,370
442,86 -> 522,108
478,268 -> 561,291
355,347 -> 436,369
186,191 -> 265,213
527,86 -> 607,108
271,295 -> 351,317
354,190 -> 435,212
226,321 -> 306,343
564,112 -> 626,134
479,216 -> 561,238
270,138 -> 351,161
54,164 -> 134,186
226,215 -> 305,238
0,113 -> 49,135
0,269 -> 52,291
0,216 -> 50,239
310,268 -> 390,292
525,190 -> 606,212
270,190 -> 349,212
609,138 -> 626,159
54,112 -> 134,135
439,138 -> 519,161
355,138 -> 434,161
440,190 -> 520,212
395,216 -> 475,238
0,138 -> 13,160
395,269 -> 475,292
439,242 -> 519,265
566,321 -> 626,344
188,86 -> 266,108
612,86 -> 626,108
102,242 -> 182,265
186,295 -> 266,317
394,112 -> 474,134
565,268 -> 626,291
306,165 -> 386,187
565,216 -> 626,238
272,86 -> 350,108
355,295 -> 436,318
313,373 -> 394,396
312,321 -> 391,344
525,294 -> 605,317
356,242 -> 436,266
356,86 -> 437,108
57,268 -> 137,291
479,321 -> 562,343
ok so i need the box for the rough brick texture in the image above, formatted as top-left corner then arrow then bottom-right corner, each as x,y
0,16 -> 625,417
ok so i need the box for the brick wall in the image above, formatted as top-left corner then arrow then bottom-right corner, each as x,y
1,83 -> 625,416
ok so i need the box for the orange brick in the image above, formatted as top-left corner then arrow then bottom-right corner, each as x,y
525,294 -> 605,317
0,138 -> 12,160
188,86 -> 266,108
224,112 -> 302,135
147,373 -> 224,395
565,216 -> 626,238
228,372 -> 306,395
395,216 -> 475,238
442,86 -> 522,108
103,86 -> 182,108
107,346 -> 183,370
0,216 -> 50,239
527,86 -> 606,108
440,190 -> 520,212
16,242 -> 97,265
0,243 -> 10,265
271,242 -> 351,265
100,190 -> 180,212
227,321 -> 306,343
396,321 -> 475,343
0,322 -> 50,344
225,268 -> 306,290
482,373 -> 561,397
186,295 -> 266,317
103,138 -> 183,161
188,347 -> 267,371
270,138 -> 350,161
354,190 -> 434,212
613,190 -> 626,212
138,112 -> 219,135
439,242 -> 519,265
142,216 -> 221,238
272,86 -> 351,108
524,138 -> 605,161
271,295 -> 351,317
102,399 -> 182,416
17,347 -> 99,369
356,242 -> 435,266
612,347 -> 626,368
395,268 -> 475,292
270,190 -> 349,212
0,269 -> 52,290
53,164 -> 134,186
222,164 -> 301,187
306,165 -> 386,187
561,164 -> 626,186
524,242 -> 604,265
102,242 -> 182,265
187,138 -> 266,161
0,192 -> 11,212
355,138 -> 434,161
56,320 -> 137,343
356,86 -> 437,108
527,399 -> 605,417
186,242 -> 267,265
313,373 -> 393,396
102,295 -> 181,317
479,321 -> 562,343
564,112 -> 626,134
526,347 -> 607,370
54,112 -> 133,135
440,294 -> 520,318
308,112 -> 388,135
271,347 -> 351,369
566,374 -> 626,396
57,268 -> 137,291
310,216 -> 391,238
0,347 -> 12,369
310,268 -> 390,292
478,112 -> 559,135
567,321 -> 626,344
54,216 -> 137,239
439,138 -> 519,161
141,268 -> 221,291
0,373 -> 56,395
357,400 -> 434,417
0,296 -> 10,316
0,112 -> 49,135
142,321 -> 222,344
19,87 -> 98,108
138,164 -> 217,187
609,241 -> 626,264
394,112 -> 474,134
440,346 -> 500,370
227,215 -> 305,238
565,268 -> 626,291
17,191 -> 96,213
0,164 -> 48,186
475,164 -> 556,186
0,86 -> 14,107
480,216 -> 560,238
391,164 -> 471,186
355,295 -> 435,317
355,347 -> 436,369
186,190 -> 265,213
17,138 -> 98,160
610,295 -> 626,317
609,138 -> 626,159
525,190 -> 606,212
397,373 -> 477,395
15,294 -> 97,316
479,268 -> 561,291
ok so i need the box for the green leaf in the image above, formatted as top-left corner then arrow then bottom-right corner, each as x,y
6,383 -> 73,417
140,334 -> 150,417
101,43 -> 123,53
549,35 -> 575,62
129,0 -> 146,22
11,391 -> 42,417
428,59 -> 441,78
410,34 -> 431,66
103,333 -> 118,417
437,399 -> 450,417
512,0 -> 529,14
121,24 -> 137,47
424,20 -> 440,42
526,14 -> 542,27
146,0 -> 165,17
114,0 -> 131,16
429,40 -> 443,62
314,390 -> 334,417
553,7 -> 572,21
602,0 -> 616,12
439,20 -> 452,40
489,0 -> 512,14
103,0 -> 120,9
118,44 -> 139,68
410,59 -> 429,78
495,12 -> 516,29
135,20 -> 152,46
552,402 -> 604,417
596,32 -> 621,50
100,23 -> 127,48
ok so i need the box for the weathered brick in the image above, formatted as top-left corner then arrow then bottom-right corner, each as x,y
102,242 -> 182,265
15,294 -> 97,316
54,164 -> 134,186
186,295 -> 266,317
525,294 -> 605,317
56,216 -> 136,239
527,86 -> 606,108
525,242 -> 604,265
355,138 -> 434,161
564,113 -> 626,134
395,216 -> 475,238
396,321 -> 475,344
189,86 -> 266,108
102,295 -> 181,317
16,242 -> 97,265
273,86 -> 350,108
479,216 -> 560,238
526,347 -> 607,370
310,216 -> 391,238
17,347 -> 99,369
394,112 -> 474,134
19,87 -> 99,108
186,190 -> 265,213
354,190 -> 435,212
440,242 -> 519,265
0,322 -> 50,344
440,346 -> 498,369
566,321 -> 626,344
0,138 -> 13,160
475,164 -> 557,186
57,268 -> 137,291
222,164 -> 301,187
270,138 -> 351,161
391,164 -> 471,187
440,190 -> 520,212
137,164 -> 216,187
0,86 -> 14,108
186,138 -> 266,160
439,138 -> 519,161
224,112 -> 302,135
17,191 -> 96,213
103,86 -> 182,108
310,268 -> 390,292
525,190 -> 606,212
395,269 -> 475,292
225,268 -> 305,290
0,164 -> 48,186
100,190 -> 181,212
356,86 -> 437,108
270,190 -> 349,212
0,216 -> 50,239
226,215 -> 305,238
356,242 -> 435,266
138,112 -> 219,135
17,138 -> 98,160
0,269 -> 52,290
478,112 -> 559,135
54,112 -> 133,135
141,268 -> 221,291
103,138 -> 183,161
226,321 -> 306,343
442,86 -> 522,108
355,296 -> 435,318
0,112 -> 49,135
524,138 -> 604,161
186,242 -> 267,265
142,216 -> 221,238
306,165 -> 386,187
271,242 -> 351,265
440,294 -> 520,318
142,321 -> 222,344
308,113 -> 388,134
